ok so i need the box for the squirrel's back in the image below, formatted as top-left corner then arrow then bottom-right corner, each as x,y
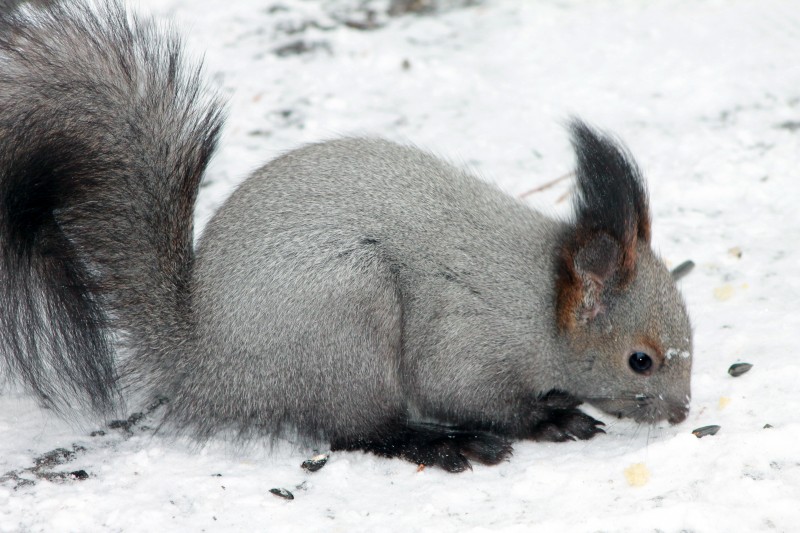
168,138 -> 566,439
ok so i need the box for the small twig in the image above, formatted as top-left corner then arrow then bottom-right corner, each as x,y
518,171 -> 574,198
556,188 -> 573,204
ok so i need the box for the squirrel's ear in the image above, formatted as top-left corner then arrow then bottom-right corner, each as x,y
556,119 -> 651,331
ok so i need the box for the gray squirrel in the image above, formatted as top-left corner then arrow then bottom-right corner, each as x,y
0,2 -> 692,472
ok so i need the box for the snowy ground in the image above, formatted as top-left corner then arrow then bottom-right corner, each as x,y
2,0 -> 800,531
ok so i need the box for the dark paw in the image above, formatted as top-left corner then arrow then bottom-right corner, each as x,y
332,422 -> 513,473
419,439 -> 473,473
448,430 -> 514,468
528,409 -> 605,442
398,425 -> 514,473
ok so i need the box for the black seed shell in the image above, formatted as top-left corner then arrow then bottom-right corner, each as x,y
269,488 -> 294,500
728,363 -> 753,377
70,470 -> 89,480
301,454 -> 329,472
671,260 -> 695,281
692,425 -> 721,438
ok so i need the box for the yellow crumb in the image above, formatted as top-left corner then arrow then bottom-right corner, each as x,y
718,397 -> 731,409
624,463 -> 650,487
713,285 -> 734,301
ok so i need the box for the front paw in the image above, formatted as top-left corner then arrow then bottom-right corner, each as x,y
528,408 -> 605,442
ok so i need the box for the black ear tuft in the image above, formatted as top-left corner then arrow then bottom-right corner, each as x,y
555,119 -> 651,330
568,118 -> 650,255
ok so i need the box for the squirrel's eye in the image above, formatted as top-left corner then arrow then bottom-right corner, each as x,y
629,352 -> 653,374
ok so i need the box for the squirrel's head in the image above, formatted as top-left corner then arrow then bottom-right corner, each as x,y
555,120 -> 692,425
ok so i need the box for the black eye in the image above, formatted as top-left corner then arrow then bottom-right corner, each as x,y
629,352 -> 653,374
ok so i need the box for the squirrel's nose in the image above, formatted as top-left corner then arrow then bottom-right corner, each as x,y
667,405 -> 689,425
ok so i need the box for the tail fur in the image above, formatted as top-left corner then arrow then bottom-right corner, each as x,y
0,1 -> 224,413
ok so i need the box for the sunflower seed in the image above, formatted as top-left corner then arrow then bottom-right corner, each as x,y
728,362 -> 753,377
301,453 -> 329,472
692,425 -> 721,438
269,488 -> 294,500
671,260 -> 695,281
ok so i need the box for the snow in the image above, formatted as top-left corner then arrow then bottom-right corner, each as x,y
2,0 -> 800,531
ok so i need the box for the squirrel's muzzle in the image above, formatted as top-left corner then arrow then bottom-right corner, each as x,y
667,404 -> 689,425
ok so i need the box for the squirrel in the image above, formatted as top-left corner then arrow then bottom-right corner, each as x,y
0,1 -> 692,472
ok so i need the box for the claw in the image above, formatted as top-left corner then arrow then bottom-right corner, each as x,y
527,408 -> 606,442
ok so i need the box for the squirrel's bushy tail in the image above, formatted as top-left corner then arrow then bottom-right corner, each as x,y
0,1 -> 224,414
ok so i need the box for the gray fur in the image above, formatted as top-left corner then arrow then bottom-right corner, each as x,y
0,0 -> 223,413
173,139 -> 570,440
1,1 -> 692,469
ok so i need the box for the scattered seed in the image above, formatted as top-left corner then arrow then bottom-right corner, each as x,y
70,470 -> 89,481
763,424 -> 773,429
692,425 -> 721,438
713,284 -> 734,301
33,448 -> 79,469
671,260 -> 695,281
624,462 -> 650,487
728,362 -> 753,377
728,246 -> 743,259
273,40 -> 331,57
301,453 -> 329,472
269,488 -> 294,500
778,120 -> 800,132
